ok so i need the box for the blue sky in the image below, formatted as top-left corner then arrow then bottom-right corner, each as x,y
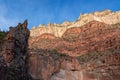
0,0 -> 120,30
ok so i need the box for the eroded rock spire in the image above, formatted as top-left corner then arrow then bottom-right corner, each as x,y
0,20 -> 32,80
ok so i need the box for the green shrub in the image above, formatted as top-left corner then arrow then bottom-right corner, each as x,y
112,23 -> 120,26
0,30 -> 7,53
0,31 -> 6,41
77,45 -> 120,65
50,49 -> 68,58
64,34 -> 79,42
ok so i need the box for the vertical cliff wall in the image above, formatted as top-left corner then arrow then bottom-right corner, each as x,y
0,20 -> 32,80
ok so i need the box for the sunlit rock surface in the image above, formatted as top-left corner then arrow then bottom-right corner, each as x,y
29,20 -> 120,80
30,10 -> 120,38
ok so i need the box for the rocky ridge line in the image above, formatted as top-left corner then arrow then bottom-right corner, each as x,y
30,10 -> 120,37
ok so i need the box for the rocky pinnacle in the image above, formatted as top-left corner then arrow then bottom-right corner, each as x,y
0,20 -> 32,80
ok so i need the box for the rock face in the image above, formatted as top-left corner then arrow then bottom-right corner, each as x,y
0,20 -> 32,80
30,26 -> 68,38
27,48 -> 120,80
0,10 -> 120,80
27,49 -> 85,80
27,49 -> 61,80
29,20 -> 120,56
77,10 -> 120,25
30,10 -> 120,37
29,33 -> 56,46
29,20 -> 120,80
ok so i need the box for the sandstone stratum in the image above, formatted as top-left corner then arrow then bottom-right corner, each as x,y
30,10 -> 120,37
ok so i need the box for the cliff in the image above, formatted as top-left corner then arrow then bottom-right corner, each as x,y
29,20 -> 120,56
0,20 -> 32,80
0,19 -> 120,80
30,10 -> 120,37
28,20 -> 120,80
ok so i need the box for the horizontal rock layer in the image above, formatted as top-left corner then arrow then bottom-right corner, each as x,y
29,20 -> 120,80
30,10 -> 120,37
29,20 -> 120,56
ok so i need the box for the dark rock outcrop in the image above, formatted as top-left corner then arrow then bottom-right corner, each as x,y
0,20 -> 32,80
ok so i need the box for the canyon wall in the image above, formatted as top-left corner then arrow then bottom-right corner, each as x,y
29,21 -> 120,56
0,19 -> 120,80
28,20 -> 120,80
30,10 -> 120,37
28,47 -> 120,80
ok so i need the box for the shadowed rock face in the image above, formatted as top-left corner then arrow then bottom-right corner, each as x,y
0,20 -> 32,80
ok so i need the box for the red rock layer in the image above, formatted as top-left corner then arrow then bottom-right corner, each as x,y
29,20 -> 120,57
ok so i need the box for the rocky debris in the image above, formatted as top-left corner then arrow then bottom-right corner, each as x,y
0,20 -> 32,80
30,10 -> 120,38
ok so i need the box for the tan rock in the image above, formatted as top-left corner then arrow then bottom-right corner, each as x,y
47,22 -> 51,27
31,26 -> 36,30
38,24 -> 43,28
30,10 -> 120,38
